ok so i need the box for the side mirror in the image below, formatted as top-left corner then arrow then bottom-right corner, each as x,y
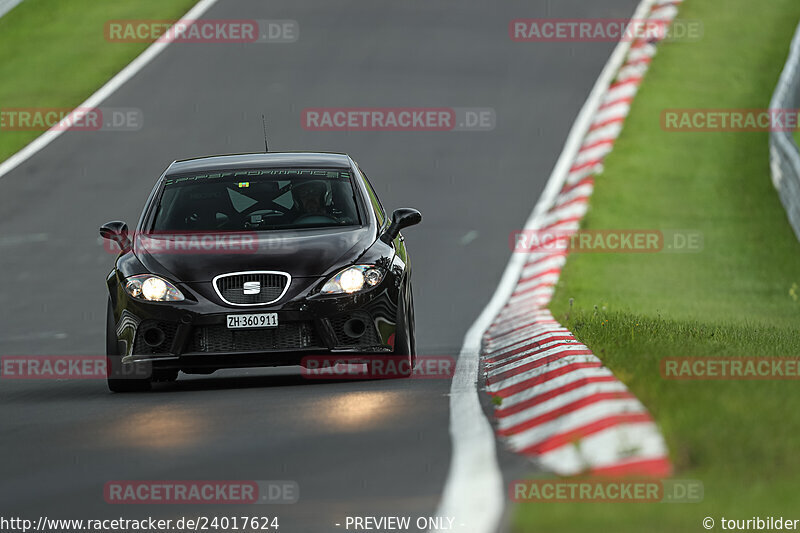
380,208 -> 422,243
100,220 -> 131,251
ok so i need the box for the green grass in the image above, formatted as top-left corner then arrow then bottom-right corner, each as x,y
0,0 -> 197,162
515,1 -> 800,531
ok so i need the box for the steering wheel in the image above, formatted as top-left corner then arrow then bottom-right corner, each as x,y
242,201 -> 290,217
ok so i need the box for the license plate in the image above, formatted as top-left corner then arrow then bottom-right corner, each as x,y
226,313 -> 278,329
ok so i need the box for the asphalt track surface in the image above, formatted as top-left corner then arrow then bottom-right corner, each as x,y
0,1 -> 638,531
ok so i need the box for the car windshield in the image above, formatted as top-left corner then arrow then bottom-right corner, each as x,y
151,168 -> 361,231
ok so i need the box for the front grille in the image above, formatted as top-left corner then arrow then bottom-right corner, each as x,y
132,321 -> 179,355
190,322 -> 321,353
214,271 -> 289,305
328,311 -> 382,347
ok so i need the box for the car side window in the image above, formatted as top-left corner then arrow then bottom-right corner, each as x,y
358,166 -> 387,227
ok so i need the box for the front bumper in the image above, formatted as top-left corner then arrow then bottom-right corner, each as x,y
113,278 -> 400,371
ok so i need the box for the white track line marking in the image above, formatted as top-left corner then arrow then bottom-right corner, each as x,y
0,0 -> 23,20
0,0 -> 221,180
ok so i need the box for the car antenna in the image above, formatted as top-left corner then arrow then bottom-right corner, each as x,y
261,114 -> 269,152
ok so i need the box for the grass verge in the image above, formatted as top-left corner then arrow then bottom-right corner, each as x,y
0,0 -> 197,163
514,0 -> 800,531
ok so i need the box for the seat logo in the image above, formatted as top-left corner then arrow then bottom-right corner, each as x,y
243,281 -> 261,295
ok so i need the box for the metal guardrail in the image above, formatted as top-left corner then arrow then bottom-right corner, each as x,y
770,21 -> 800,242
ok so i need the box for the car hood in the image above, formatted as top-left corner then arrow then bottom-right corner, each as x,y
133,227 -> 375,282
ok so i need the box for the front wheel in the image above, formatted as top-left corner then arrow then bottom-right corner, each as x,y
392,283 -> 416,377
106,299 -> 151,393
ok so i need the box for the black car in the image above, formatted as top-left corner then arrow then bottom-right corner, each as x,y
100,152 -> 421,392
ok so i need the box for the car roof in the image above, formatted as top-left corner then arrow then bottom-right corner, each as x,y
166,152 -> 353,175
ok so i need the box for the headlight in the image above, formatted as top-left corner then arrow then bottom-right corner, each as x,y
125,274 -> 185,302
321,265 -> 384,294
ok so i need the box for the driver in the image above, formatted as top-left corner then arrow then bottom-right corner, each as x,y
292,180 -> 329,218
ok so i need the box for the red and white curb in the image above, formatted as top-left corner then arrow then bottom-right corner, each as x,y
481,0 -> 683,478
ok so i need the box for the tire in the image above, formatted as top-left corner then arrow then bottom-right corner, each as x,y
106,299 -> 151,393
392,282 -> 416,378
